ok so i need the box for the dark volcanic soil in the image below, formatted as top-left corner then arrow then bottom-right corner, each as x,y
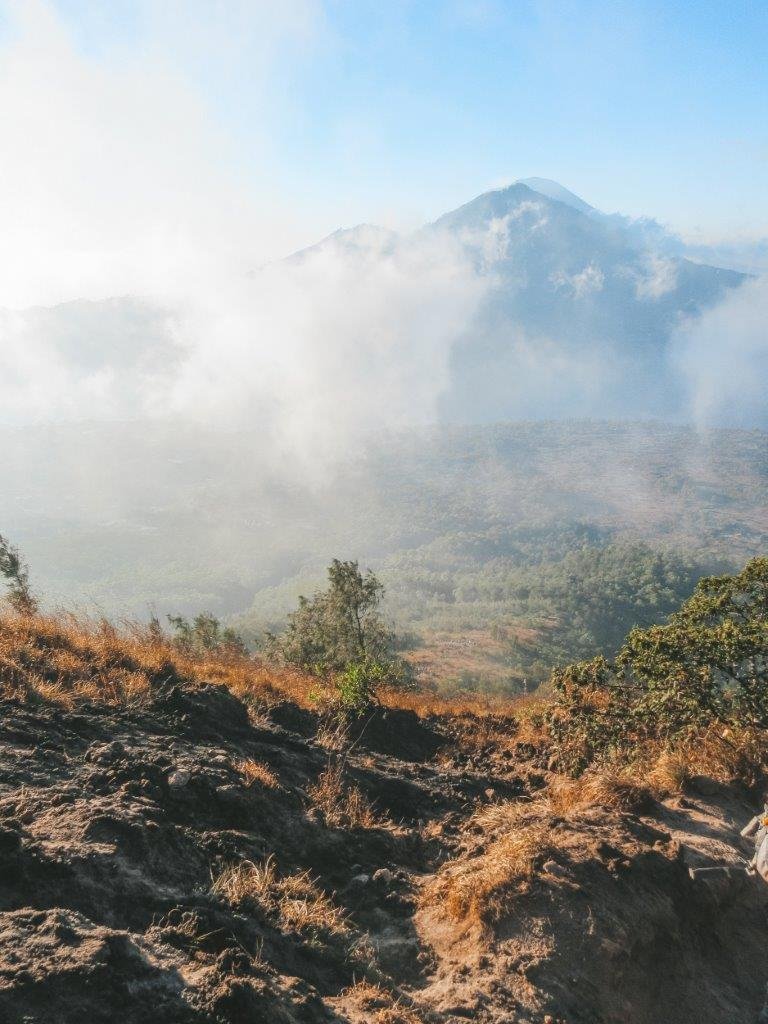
0,681 -> 766,1023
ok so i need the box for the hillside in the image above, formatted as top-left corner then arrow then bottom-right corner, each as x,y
1,607 -> 767,1023
4,421 -> 767,691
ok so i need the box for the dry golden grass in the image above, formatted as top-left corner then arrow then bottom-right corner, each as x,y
644,749 -> 690,796
652,726 -> 768,789
374,1008 -> 426,1024
422,802 -> 553,927
342,980 -> 393,1011
0,608 -> 530,726
548,768 -> 653,816
341,983 -> 426,1024
555,727 -> 768,809
236,758 -> 280,789
429,692 -> 550,767
308,764 -> 379,829
0,609 -> 319,709
379,684 -> 529,719
212,856 -> 349,938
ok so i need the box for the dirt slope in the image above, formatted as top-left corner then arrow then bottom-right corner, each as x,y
0,679 -> 766,1023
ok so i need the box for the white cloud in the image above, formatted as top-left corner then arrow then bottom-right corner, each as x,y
0,0 -> 315,309
633,253 -> 678,299
673,274 -> 768,427
470,202 -> 548,267
0,1 -> 489,474
551,262 -> 605,298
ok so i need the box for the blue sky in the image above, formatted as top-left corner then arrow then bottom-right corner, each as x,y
10,0 -> 768,242
284,0 -> 768,237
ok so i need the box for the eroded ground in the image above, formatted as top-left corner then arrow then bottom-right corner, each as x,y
0,679 -> 765,1023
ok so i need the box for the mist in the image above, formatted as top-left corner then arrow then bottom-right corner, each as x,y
0,1 -> 765,624
673,275 -> 768,430
0,1 -> 497,480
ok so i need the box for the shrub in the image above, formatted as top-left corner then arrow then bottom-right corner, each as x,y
0,534 -> 37,614
167,612 -> 246,655
547,557 -> 768,774
268,559 -> 412,708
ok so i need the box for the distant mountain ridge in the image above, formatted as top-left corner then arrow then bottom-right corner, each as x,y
2,179 -> 755,428
298,179 -> 746,423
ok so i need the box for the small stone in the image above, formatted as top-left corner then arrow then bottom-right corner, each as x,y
689,774 -> 719,796
0,827 -> 22,859
89,740 -> 125,764
168,769 -> 191,788
542,859 -> 568,877
215,784 -> 247,809
372,868 -> 394,885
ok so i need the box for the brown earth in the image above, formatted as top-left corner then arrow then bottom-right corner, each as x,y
405,629 -> 534,694
0,651 -> 767,1021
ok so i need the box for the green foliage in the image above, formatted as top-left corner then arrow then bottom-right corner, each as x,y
380,538 -> 717,688
333,659 -> 387,712
167,611 -> 246,655
548,557 -> 768,773
0,534 -> 38,614
268,559 -> 411,704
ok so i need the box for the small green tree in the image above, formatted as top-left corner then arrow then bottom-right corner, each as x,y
167,612 -> 246,655
268,559 -> 411,707
0,534 -> 37,614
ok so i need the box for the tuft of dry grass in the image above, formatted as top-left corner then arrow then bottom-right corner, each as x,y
644,749 -> 690,796
548,768 -> 653,817
374,1008 -> 427,1024
308,763 -> 379,829
212,856 -> 350,938
342,982 -> 426,1024
421,802 -> 553,927
343,980 -> 393,1010
236,758 -> 280,789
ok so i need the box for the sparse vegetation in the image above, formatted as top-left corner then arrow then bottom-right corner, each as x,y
211,855 -> 350,939
236,758 -> 280,789
548,768 -> 653,816
422,803 -> 554,927
268,559 -> 413,710
0,533 -> 37,615
2,543 -> 768,1023
547,557 -> 768,774
307,762 -> 379,829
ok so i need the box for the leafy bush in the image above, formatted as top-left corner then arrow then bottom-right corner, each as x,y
268,559 -> 412,708
547,557 -> 768,773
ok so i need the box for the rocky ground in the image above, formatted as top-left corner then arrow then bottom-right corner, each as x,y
0,677 -> 766,1023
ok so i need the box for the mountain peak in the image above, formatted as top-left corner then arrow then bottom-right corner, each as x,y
516,178 -> 594,215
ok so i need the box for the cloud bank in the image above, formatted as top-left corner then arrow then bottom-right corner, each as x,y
0,0 -> 764,479
673,274 -> 768,429
0,0 -> 491,472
